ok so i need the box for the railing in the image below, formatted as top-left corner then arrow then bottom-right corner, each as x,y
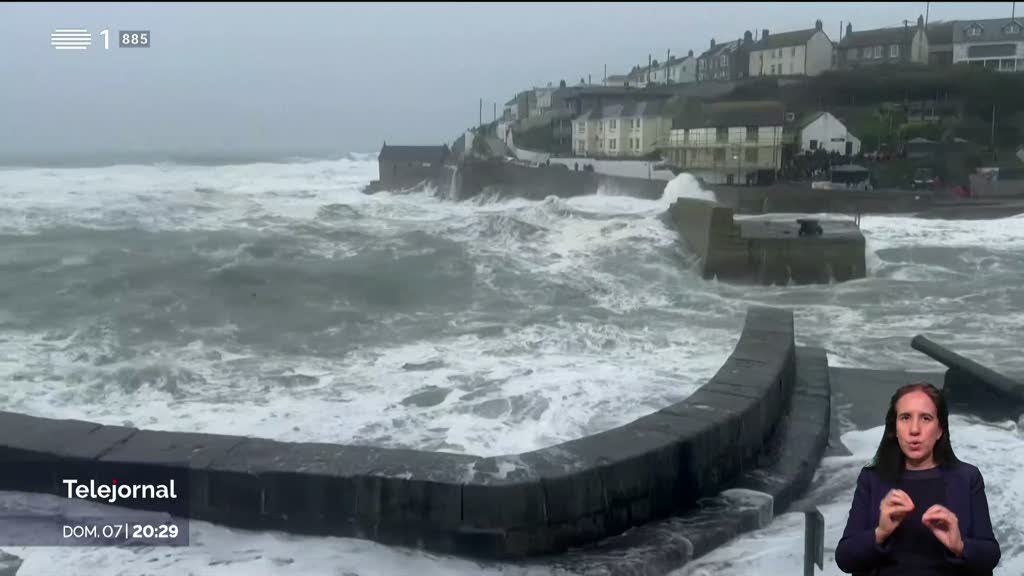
910,336 -> 1021,395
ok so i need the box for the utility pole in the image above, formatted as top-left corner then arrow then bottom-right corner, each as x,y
479,98 -> 482,129
667,48 -> 671,83
604,63 -> 607,85
493,102 -> 496,123
991,104 -> 997,161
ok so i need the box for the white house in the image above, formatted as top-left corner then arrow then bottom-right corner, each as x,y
952,17 -> 1024,72
749,20 -> 834,77
605,74 -> 630,87
626,66 -> 648,88
531,86 -> 556,116
798,112 -> 861,156
572,101 -> 670,158
650,52 -> 697,84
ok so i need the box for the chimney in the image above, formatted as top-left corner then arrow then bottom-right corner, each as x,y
744,30 -> 753,43
762,29 -> 770,40
710,38 -> 716,48
688,49 -> 694,58
846,23 -> 853,37
815,19 -> 823,31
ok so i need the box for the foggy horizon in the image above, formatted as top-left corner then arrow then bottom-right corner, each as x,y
1,2 -> 1019,165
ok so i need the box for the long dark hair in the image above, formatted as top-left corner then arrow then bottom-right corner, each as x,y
867,382 -> 959,483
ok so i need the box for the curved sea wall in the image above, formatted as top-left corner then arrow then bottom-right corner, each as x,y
0,306 -> 796,559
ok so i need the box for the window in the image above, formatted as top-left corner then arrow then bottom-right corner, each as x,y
848,48 -> 858,60
810,139 -> 819,150
609,119 -> 616,130
791,46 -> 797,57
745,148 -> 758,163
577,140 -> 585,151
967,25 -> 982,37
890,45 -> 899,58
720,55 -> 728,66
1007,23 -> 1022,34
789,62 -> 794,74
777,48 -> 782,58
745,126 -> 758,142
716,127 -> 728,143
577,123 -> 584,134
684,128 -> 690,143
609,139 -> 616,150
714,148 -> 726,162
874,46 -> 883,59
770,64 -> 776,74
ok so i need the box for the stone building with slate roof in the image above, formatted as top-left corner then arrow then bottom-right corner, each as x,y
838,15 -> 929,69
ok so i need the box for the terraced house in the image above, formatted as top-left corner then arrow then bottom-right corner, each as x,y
749,20 -> 834,77
572,101 -> 670,158
838,16 -> 930,69
697,33 -> 754,82
662,101 -> 785,185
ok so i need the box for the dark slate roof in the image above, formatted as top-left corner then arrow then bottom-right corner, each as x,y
840,26 -> 917,48
622,100 -> 666,118
698,39 -> 741,60
796,111 -> 826,129
928,21 -> 955,45
953,18 -> 1024,44
753,28 -> 819,50
378,144 -> 449,164
578,100 -> 667,121
673,101 -> 785,129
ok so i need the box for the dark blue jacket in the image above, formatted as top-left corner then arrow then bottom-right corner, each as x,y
835,461 -> 1000,575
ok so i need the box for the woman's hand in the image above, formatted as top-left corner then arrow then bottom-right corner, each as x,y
922,504 -> 965,556
876,489 -> 914,543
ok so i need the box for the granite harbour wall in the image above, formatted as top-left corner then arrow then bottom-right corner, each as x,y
0,307 -> 796,559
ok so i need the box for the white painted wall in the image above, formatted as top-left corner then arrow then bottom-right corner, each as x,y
911,28 -> 930,63
751,45 -> 805,76
800,112 -> 861,155
805,31 -> 834,75
548,157 -> 675,180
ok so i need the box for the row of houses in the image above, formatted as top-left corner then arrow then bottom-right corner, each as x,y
607,15 -> 1023,86
568,96 -> 861,185
504,15 -> 1022,122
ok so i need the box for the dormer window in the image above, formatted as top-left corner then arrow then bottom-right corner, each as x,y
967,24 -> 983,37
1005,22 -> 1022,35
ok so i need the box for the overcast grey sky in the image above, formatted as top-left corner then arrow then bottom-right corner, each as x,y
0,2 -> 1018,163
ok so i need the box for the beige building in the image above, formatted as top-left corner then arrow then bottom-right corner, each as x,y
572,101 -> 670,158
749,20 -> 834,77
662,101 -> 785,185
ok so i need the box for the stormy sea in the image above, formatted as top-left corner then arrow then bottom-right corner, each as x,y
0,156 -> 1020,575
